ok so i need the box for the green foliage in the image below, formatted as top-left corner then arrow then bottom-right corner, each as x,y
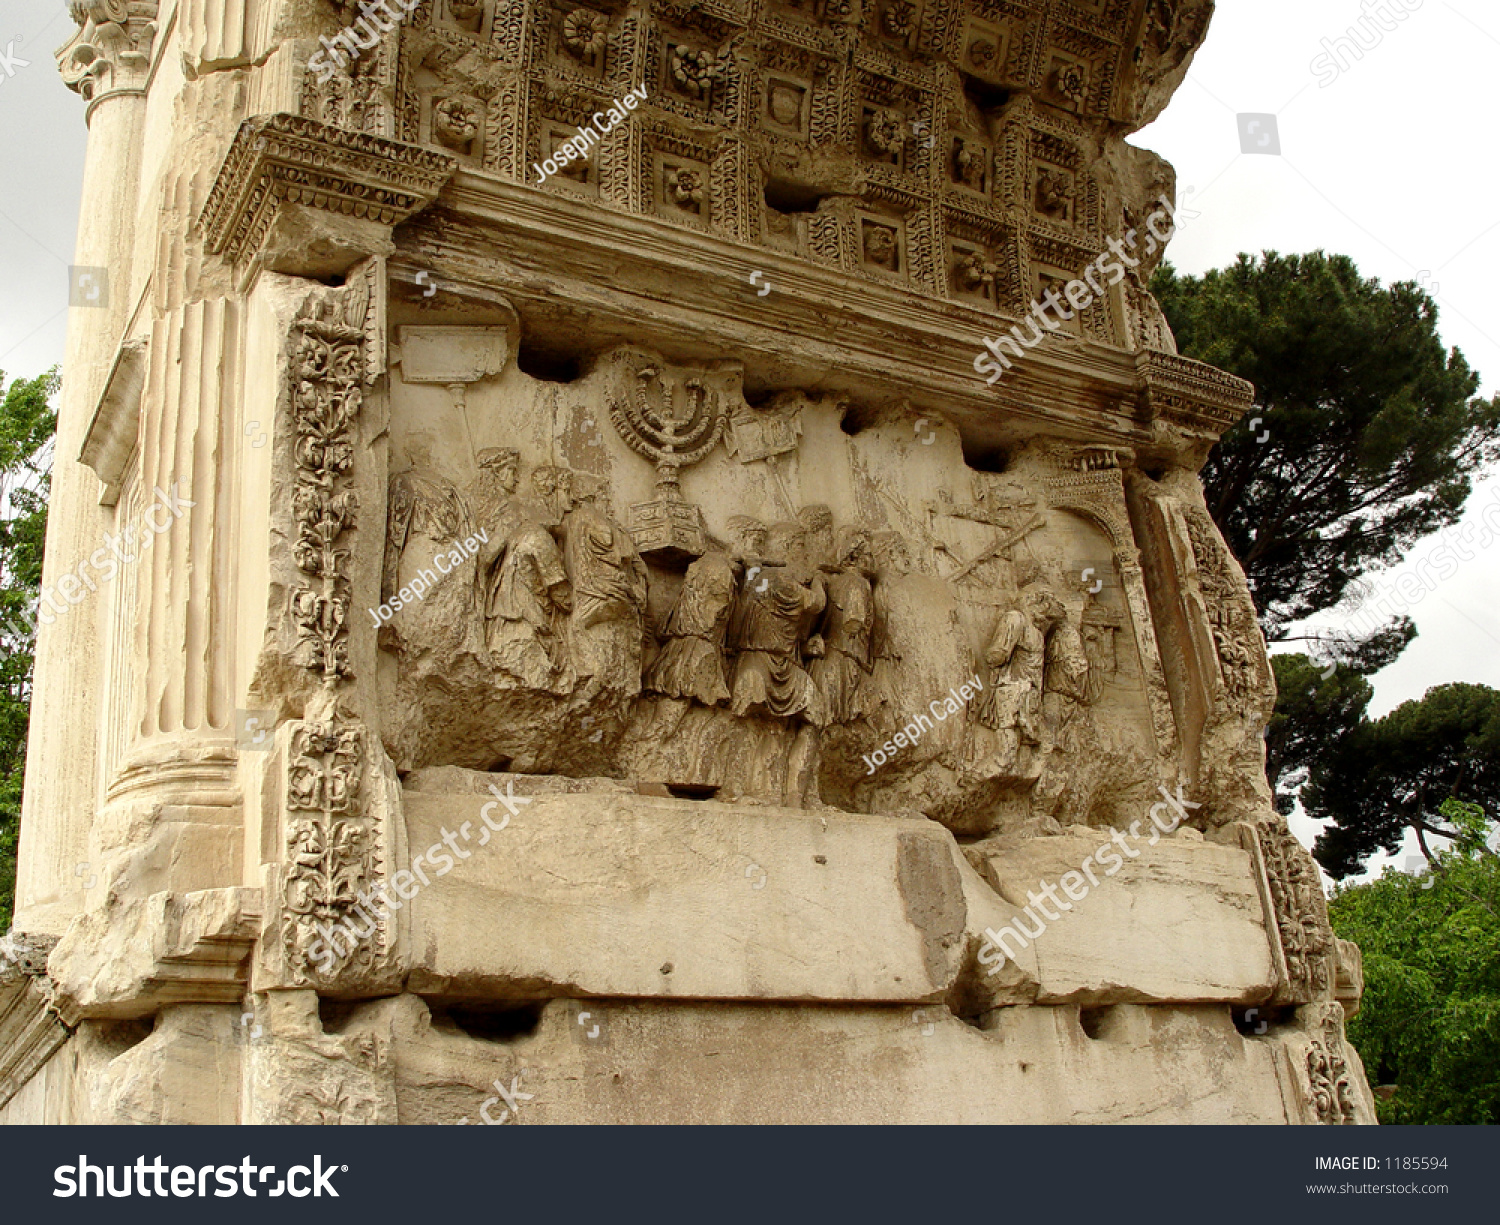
1308,682 -> 1500,879
1329,806 -> 1500,1124
0,368 -> 57,934
1265,654 -> 1372,817
1152,252 -> 1500,649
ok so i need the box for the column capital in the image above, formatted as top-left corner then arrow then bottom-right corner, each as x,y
57,1 -> 160,118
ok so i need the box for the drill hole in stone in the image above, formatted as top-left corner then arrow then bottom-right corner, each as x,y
763,177 -> 828,215
1079,1005 -> 1112,1040
516,338 -> 587,384
1231,1004 -> 1295,1037
431,1001 -> 546,1043
960,438 -> 1011,473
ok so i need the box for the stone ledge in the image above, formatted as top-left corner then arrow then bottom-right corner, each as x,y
49,888 -> 262,1025
400,780 -> 1035,1006
0,933 -> 67,1114
969,825 -> 1278,1005
335,994 -> 1302,1125
200,114 -> 457,275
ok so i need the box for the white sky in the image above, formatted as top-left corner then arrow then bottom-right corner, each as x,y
1135,0 -> 1500,874
1,0 -> 1494,872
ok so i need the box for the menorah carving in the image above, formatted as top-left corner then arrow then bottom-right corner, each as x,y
608,358 -> 730,563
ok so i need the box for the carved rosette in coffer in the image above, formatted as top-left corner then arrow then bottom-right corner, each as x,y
311,0 -> 1211,333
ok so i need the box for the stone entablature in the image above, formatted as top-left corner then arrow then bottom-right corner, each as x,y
292,0 -> 1212,350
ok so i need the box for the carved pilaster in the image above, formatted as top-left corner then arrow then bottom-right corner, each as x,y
280,720 -> 389,989
1242,816 -> 1336,1006
266,266 -> 399,995
1181,505 -> 1275,720
1286,1002 -> 1367,1125
0,934 -> 67,1114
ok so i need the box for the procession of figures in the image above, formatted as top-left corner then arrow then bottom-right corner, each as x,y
383,440 -> 1126,818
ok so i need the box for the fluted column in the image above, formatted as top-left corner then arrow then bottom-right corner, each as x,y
13,2 -> 160,933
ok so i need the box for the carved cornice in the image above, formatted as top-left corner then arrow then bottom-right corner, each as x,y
57,1 -> 160,115
48,889 -> 262,1026
200,114 -> 457,269
1135,349 -> 1255,438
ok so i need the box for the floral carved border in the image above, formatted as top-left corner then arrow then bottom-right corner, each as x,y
279,268 -> 389,988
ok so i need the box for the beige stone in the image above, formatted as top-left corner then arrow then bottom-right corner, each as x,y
970,830 -> 1278,1005
402,778 -> 1034,1004
0,0 -> 1372,1126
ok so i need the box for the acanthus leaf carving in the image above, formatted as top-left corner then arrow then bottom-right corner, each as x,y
58,1 -> 158,108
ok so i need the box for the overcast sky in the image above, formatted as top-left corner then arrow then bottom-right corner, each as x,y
1,1 -> 1494,872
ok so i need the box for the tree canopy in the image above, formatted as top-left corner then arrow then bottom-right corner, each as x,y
1307,682 -> 1500,879
0,367 -> 57,934
1264,653 -> 1373,819
1152,252 -> 1500,647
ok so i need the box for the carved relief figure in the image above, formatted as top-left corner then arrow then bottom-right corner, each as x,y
644,550 -> 737,706
1080,599 -> 1120,704
1035,168 -> 1072,219
865,529 -> 913,718
955,249 -> 1000,296
972,583 -> 1064,782
863,221 -> 899,270
482,466 -> 573,691
808,528 -> 874,724
446,0 -> 486,33
797,504 -> 836,570
561,475 -> 649,700
385,465 -> 473,605
1032,607 -> 1099,817
729,538 -> 827,723
864,107 -> 905,159
953,137 -> 986,190
729,523 -> 829,802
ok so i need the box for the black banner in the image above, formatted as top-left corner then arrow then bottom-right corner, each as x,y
0,1124 -> 1486,1222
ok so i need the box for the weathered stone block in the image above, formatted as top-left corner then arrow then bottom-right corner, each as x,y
971,829 -> 1277,1005
402,785 -> 1012,1004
